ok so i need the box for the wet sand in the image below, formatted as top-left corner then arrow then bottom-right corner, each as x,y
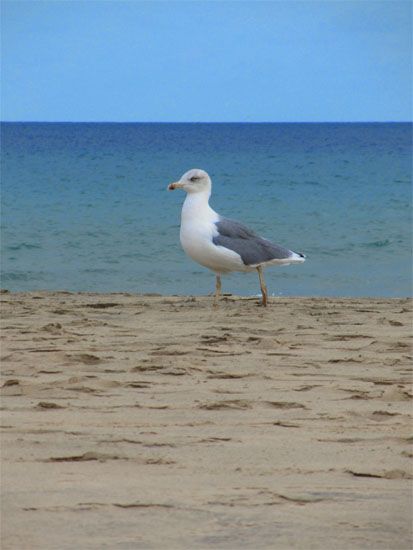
1,292 -> 412,549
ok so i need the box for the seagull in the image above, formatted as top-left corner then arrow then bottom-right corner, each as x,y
168,169 -> 305,306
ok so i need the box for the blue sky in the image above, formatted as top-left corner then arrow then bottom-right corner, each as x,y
1,0 -> 411,122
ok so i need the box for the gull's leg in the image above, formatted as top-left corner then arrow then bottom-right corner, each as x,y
257,266 -> 268,307
213,274 -> 222,307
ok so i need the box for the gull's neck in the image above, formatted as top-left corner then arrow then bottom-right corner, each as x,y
181,189 -> 218,223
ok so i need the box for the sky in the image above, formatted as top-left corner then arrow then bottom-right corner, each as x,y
1,0 -> 412,122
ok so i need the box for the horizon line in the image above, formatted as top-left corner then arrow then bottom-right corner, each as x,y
1,120 -> 412,124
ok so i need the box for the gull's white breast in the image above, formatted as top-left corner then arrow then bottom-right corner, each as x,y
179,194 -> 245,274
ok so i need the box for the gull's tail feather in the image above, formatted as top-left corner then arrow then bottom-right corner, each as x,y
289,251 -> 306,263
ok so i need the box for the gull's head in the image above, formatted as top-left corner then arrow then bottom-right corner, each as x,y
168,169 -> 211,194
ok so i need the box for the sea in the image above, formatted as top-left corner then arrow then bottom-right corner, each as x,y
1,122 -> 411,297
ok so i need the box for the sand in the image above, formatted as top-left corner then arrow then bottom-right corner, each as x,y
1,291 -> 412,549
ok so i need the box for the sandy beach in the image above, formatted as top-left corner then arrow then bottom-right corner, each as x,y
1,291 -> 412,549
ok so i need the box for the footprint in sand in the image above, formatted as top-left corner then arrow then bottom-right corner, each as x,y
198,399 -> 252,410
36,401 -> 65,410
346,469 -> 412,480
41,323 -> 64,334
66,353 -> 102,365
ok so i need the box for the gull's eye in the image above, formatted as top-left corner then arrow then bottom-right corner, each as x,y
189,176 -> 200,182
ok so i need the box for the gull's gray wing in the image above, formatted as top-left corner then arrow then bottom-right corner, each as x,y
213,218 -> 295,266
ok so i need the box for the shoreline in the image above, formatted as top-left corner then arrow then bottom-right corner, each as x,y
1,292 -> 412,549
1,289 -> 412,298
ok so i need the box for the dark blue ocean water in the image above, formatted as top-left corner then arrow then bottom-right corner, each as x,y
1,123 -> 411,297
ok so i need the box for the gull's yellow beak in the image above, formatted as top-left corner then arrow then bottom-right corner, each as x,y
167,181 -> 184,191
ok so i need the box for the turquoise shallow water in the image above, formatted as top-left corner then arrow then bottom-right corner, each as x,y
1,122 -> 411,297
